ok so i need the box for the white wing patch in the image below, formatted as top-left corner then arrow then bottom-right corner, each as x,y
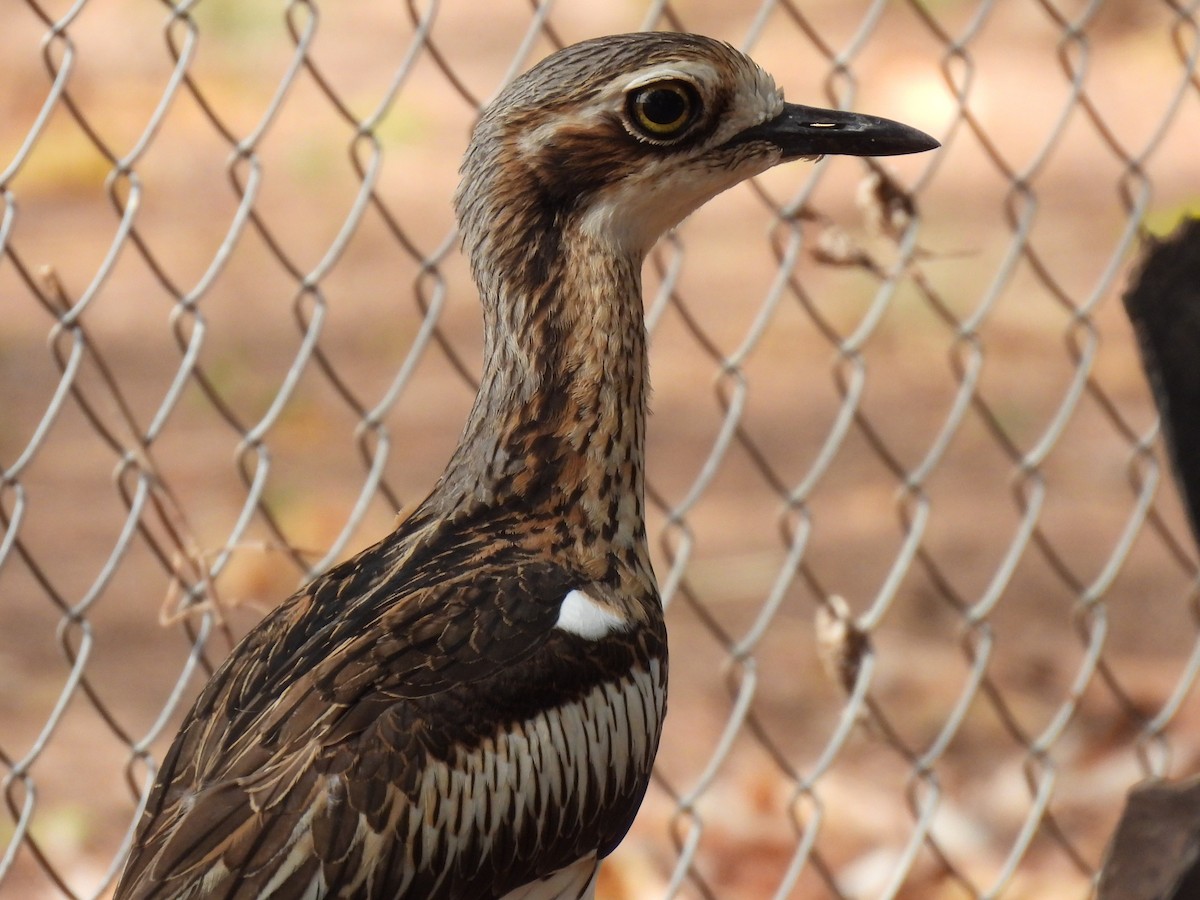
554,589 -> 629,640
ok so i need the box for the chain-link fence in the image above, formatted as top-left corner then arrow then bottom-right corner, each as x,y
2,1 -> 1199,897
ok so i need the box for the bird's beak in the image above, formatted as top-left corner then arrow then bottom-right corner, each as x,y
732,102 -> 939,159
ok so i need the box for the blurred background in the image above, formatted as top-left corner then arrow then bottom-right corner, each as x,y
2,0 -> 1199,897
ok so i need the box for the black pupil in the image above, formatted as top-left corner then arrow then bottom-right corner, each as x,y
641,88 -> 687,126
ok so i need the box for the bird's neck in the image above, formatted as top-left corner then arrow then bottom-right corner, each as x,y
428,229 -> 652,583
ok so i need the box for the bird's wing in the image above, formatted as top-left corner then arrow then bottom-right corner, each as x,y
117,528 -> 664,899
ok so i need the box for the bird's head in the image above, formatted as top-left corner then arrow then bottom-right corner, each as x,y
455,32 -> 938,270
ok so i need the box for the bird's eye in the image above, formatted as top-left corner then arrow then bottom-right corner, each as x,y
626,81 -> 699,139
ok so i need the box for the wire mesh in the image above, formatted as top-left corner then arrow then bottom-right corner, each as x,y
2,0 -> 1199,897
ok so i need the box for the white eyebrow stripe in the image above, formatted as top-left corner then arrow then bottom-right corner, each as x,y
622,64 -> 709,92
554,590 -> 630,640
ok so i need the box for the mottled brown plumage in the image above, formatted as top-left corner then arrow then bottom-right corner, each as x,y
115,32 -> 936,900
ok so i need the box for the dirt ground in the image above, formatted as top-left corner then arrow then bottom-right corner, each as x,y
2,1 -> 1199,898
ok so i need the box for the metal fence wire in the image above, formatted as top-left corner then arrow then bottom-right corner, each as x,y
2,0 -> 1199,897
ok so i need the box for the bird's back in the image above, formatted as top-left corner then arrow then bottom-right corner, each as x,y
116,503 -> 667,899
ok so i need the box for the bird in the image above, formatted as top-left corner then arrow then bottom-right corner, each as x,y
114,32 -> 937,900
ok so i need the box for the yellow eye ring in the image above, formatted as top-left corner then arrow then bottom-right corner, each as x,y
627,81 -> 699,139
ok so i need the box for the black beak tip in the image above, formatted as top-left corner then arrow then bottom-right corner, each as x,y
874,124 -> 941,156
815,111 -> 941,158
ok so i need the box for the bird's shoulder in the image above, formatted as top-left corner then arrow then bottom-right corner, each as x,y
181,509 -> 606,753
145,502 -> 662,804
